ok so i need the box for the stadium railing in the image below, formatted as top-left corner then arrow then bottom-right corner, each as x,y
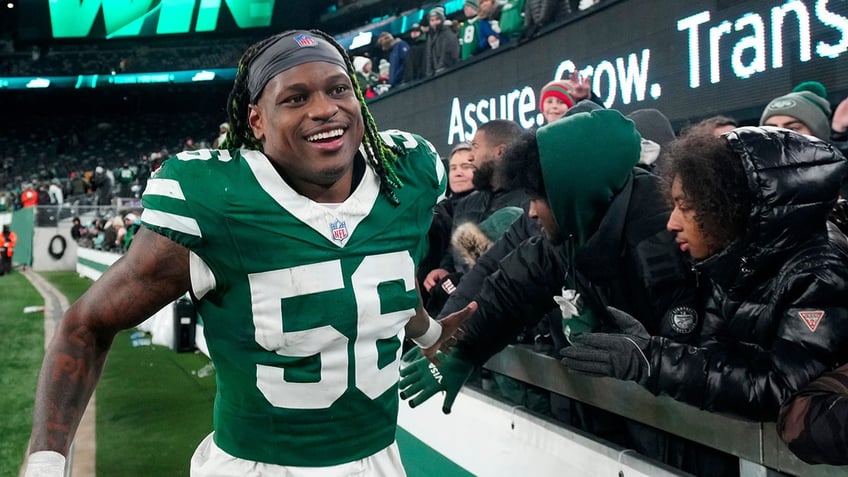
485,345 -> 845,477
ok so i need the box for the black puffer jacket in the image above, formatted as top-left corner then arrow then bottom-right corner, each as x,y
649,127 -> 848,420
456,169 -> 698,365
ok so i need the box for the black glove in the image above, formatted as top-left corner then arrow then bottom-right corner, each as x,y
560,306 -> 653,386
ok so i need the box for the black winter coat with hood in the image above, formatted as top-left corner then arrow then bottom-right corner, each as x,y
453,110 -> 699,365
648,127 -> 848,420
454,169 -> 699,365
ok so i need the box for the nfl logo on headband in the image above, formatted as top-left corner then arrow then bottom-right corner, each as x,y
295,34 -> 317,47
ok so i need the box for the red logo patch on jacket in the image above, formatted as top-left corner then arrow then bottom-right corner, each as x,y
798,310 -> 825,332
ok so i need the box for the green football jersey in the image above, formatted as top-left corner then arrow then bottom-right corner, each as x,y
141,130 -> 446,467
499,0 -> 526,39
459,17 -> 480,60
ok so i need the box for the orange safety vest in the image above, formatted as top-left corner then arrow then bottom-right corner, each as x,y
2,231 -> 16,257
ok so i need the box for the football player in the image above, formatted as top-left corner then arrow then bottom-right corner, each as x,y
25,30 -> 473,477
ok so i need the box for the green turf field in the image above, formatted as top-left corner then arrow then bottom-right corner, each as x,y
39,271 -> 217,476
96,331 -> 216,475
0,272 -> 46,477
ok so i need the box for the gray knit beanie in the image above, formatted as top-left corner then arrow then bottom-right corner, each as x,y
760,81 -> 832,140
429,6 -> 446,20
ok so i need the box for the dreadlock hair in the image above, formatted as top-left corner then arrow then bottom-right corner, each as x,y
221,29 -> 404,204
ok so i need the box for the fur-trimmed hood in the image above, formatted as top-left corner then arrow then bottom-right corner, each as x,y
452,221 -> 493,267
451,206 -> 524,267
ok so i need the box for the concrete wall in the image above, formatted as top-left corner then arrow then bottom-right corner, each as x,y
32,224 -> 78,272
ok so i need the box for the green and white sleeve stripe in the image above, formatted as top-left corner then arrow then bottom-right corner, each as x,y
141,177 -> 203,248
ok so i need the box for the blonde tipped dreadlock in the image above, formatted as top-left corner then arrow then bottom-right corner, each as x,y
222,30 -> 404,204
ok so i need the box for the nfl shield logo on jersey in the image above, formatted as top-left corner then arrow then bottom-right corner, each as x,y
330,220 -> 349,242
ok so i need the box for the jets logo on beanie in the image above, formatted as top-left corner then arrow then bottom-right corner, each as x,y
760,81 -> 832,140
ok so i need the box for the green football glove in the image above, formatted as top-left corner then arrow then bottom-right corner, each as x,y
399,349 -> 474,414
401,346 -> 424,364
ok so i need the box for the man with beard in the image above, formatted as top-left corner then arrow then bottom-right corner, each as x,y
422,119 -> 526,300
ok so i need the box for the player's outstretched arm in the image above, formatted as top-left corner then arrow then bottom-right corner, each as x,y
26,227 -> 190,475
405,297 -> 477,366
399,349 -> 475,414
422,302 -> 476,365
400,302 -> 478,414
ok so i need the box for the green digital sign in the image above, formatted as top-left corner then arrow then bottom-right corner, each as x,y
46,0 -> 275,38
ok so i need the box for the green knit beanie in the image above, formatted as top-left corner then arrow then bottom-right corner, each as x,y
760,81 -> 832,140
478,206 -> 523,242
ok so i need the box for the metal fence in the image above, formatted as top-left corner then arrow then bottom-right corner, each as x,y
485,345 -> 846,477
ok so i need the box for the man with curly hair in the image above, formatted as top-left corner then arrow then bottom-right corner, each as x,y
561,128 -> 848,423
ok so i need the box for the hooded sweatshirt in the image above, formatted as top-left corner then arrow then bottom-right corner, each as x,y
537,109 -> 642,247
455,110 -> 697,364
536,109 -> 642,337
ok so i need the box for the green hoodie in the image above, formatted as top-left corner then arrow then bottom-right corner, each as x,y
536,109 -> 641,337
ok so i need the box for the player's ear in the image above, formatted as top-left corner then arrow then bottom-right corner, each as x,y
248,104 -> 265,141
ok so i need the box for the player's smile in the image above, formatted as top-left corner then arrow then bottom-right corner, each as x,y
249,61 -> 365,201
304,126 -> 347,152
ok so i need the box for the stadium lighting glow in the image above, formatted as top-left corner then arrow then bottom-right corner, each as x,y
6,3 -> 14,9
191,70 -> 215,81
26,78 -> 50,88
1,68 -> 236,90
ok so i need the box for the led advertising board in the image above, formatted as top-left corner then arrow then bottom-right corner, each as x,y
16,0 -> 287,40
14,0 -> 465,48
368,0 -> 848,156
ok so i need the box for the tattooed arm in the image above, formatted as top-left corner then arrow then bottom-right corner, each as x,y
28,226 -> 190,456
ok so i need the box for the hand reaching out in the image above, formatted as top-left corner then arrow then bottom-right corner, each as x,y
423,268 -> 450,291
421,301 -> 477,365
399,350 -> 475,414
568,70 -> 592,101
560,306 -> 654,386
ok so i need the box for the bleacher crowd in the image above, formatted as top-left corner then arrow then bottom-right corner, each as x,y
0,0 -> 604,96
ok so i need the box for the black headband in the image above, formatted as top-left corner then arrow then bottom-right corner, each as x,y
247,31 -> 348,104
